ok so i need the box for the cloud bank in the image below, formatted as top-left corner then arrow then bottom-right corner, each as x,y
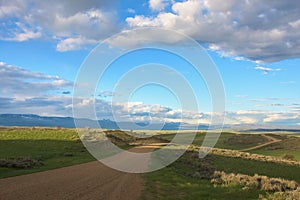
1,61 -> 299,125
1,0 -> 300,62
0,62 -> 72,97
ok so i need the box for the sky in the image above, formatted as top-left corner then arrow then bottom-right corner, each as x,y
0,0 -> 300,126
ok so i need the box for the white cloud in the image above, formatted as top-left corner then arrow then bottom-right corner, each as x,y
3,61 -> 295,125
56,36 -> 97,51
0,0 -> 120,48
1,90 -> 300,125
0,0 -> 27,18
149,0 -> 168,12
263,112 -> 300,124
235,116 -> 258,124
2,0 -> 300,60
280,81 -> 295,85
0,22 -> 42,41
0,61 -> 72,97
125,0 -> 300,63
127,8 -> 136,14
255,65 -> 281,74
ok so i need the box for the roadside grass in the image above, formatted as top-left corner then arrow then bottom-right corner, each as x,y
0,127 -> 155,178
249,136 -> 300,161
141,152 -> 266,200
142,148 -> 300,199
212,155 -> 300,183
249,149 -> 300,161
0,127 -> 95,178
141,168 -> 264,200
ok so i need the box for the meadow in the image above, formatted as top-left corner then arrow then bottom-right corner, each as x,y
1,127 -> 300,199
0,127 -> 94,178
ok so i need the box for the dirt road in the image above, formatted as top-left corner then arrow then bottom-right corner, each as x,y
240,134 -> 281,152
0,145 -> 161,200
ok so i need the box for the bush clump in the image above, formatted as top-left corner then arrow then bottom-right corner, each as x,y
0,157 -> 43,169
282,154 -> 296,161
179,151 -> 216,179
189,145 -> 300,167
211,171 -> 298,192
260,188 -> 300,200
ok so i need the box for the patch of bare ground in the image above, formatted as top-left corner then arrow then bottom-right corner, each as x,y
0,145 -> 161,200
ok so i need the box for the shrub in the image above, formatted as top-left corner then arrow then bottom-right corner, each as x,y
189,145 -> 300,167
0,157 -> 43,169
211,171 -> 298,192
181,151 -> 216,179
282,154 -> 296,161
260,188 -> 300,200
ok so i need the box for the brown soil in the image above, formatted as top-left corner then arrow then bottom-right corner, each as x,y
0,145 -> 164,200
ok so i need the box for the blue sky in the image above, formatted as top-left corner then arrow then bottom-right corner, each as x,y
0,0 -> 300,126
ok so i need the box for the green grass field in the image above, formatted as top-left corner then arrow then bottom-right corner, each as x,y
1,127 -> 300,199
141,166 -> 265,200
142,131 -> 300,199
156,131 -> 268,150
0,127 -> 95,178
249,136 -> 300,161
142,150 -> 300,199
0,127 -> 153,178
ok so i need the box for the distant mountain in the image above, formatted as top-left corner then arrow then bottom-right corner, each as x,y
225,124 -> 300,132
0,114 -> 80,128
0,114 -> 207,130
1,114 -> 299,131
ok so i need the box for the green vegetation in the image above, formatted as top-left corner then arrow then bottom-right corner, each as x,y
222,134 -> 268,149
249,136 -> 300,161
156,132 -> 268,150
0,127 -> 94,178
141,151 -> 266,199
212,155 -> 300,183
0,127 -> 158,178
142,149 -> 300,199
2,127 -> 300,199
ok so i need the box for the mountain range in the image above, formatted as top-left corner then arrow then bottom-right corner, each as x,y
0,114 -> 299,131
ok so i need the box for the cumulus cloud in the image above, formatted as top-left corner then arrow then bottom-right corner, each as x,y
263,112 -> 300,125
126,0 -> 300,63
0,62 -> 72,97
1,92 -> 300,125
0,96 -> 72,117
56,36 -> 97,51
1,0 -> 300,62
0,0 -> 119,49
149,0 -> 168,12
0,22 -> 42,42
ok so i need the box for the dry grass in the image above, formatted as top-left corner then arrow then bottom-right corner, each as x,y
211,171 -> 298,192
260,188 -> 300,200
224,134 -> 268,146
266,136 -> 300,151
190,145 -> 300,167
